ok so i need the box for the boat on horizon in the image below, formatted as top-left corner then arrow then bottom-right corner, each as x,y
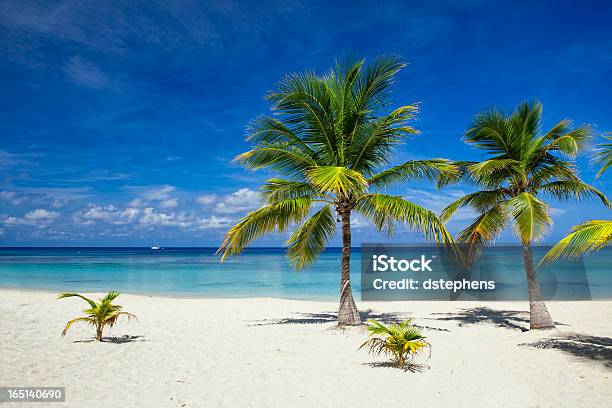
150,241 -> 161,250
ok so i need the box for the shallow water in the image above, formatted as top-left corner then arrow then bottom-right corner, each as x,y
0,247 -> 610,300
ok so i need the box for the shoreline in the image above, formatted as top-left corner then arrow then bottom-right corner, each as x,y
3,285 -> 612,303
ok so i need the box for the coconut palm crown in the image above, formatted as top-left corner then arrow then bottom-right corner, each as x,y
441,101 -> 609,329
218,56 -> 456,325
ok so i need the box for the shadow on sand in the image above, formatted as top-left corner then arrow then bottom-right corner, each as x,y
73,335 -> 146,344
427,307 -> 566,332
250,309 -> 403,326
364,361 -> 430,373
250,309 -> 450,331
520,333 -> 612,369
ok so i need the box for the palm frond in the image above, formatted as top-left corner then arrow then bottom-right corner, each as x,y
234,144 -> 317,177
357,194 -> 452,242
507,192 -> 552,243
307,166 -> 368,196
58,293 -> 97,308
464,109 -> 511,155
104,311 -> 138,327
101,291 -> 121,303
456,204 -> 508,264
355,55 -> 406,112
266,70 -> 338,163
541,125 -> 591,159
286,205 -> 337,269
61,317 -> 95,336
594,133 -> 612,177
260,179 -> 322,203
539,181 -> 610,207
218,198 -> 313,260
440,189 -> 508,223
349,104 -> 419,173
246,115 -> 317,158
467,158 -> 520,177
368,159 -> 459,190
542,220 -> 612,261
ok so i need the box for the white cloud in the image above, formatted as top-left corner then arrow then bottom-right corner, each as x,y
138,208 -> 230,230
196,194 -> 217,205
128,197 -> 144,207
160,198 -> 179,208
0,190 -> 28,205
74,204 -> 140,225
0,191 -> 16,201
196,216 -> 231,229
214,188 -> 260,214
350,213 -> 368,229
0,190 -> 67,208
551,208 -> 567,216
1,208 -> 59,228
142,185 -> 176,200
25,208 -> 59,220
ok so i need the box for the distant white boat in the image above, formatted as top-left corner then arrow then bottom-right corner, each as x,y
150,241 -> 161,250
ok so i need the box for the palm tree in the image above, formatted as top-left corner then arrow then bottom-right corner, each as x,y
218,56 -> 456,325
542,135 -> 612,261
359,319 -> 429,370
59,291 -> 137,341
441,102 -> 609,329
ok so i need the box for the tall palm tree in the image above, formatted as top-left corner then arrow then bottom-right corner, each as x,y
218,56 -> 456,325
542,135 -> 612,261
441,102 -> 609,329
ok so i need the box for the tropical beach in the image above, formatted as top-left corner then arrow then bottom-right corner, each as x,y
1,289 -> 611,407
2,1 -> 612,407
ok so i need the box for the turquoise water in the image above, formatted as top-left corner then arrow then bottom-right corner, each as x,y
0,247 -> 610,300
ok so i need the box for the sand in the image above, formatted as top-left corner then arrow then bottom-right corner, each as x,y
0,289 -> 610,407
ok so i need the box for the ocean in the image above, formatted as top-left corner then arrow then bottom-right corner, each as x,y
0,247 -> 610,300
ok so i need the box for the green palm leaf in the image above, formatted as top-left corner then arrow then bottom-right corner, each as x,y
235,145 -> 317,177
260,179 -> 322,203
307,166 -> 368,196
539,180 -> 610,206
542,220 -> 612,261
368,159 -> 458,189
357,194 -> 452,242
57,293 -> 97,308
456,204 -> 508,263
507,192 -> 551,243
286,205 -> 337,269
218,197 -> 313,260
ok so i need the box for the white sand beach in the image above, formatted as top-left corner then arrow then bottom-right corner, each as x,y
1,289 -> 610,407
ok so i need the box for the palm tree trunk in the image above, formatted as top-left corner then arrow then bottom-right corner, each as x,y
338,210 -> 361,326
522,242 -> 555,330
96,324 -> 103,341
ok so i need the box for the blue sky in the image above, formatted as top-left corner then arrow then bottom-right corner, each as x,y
0,0 -> 610,246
